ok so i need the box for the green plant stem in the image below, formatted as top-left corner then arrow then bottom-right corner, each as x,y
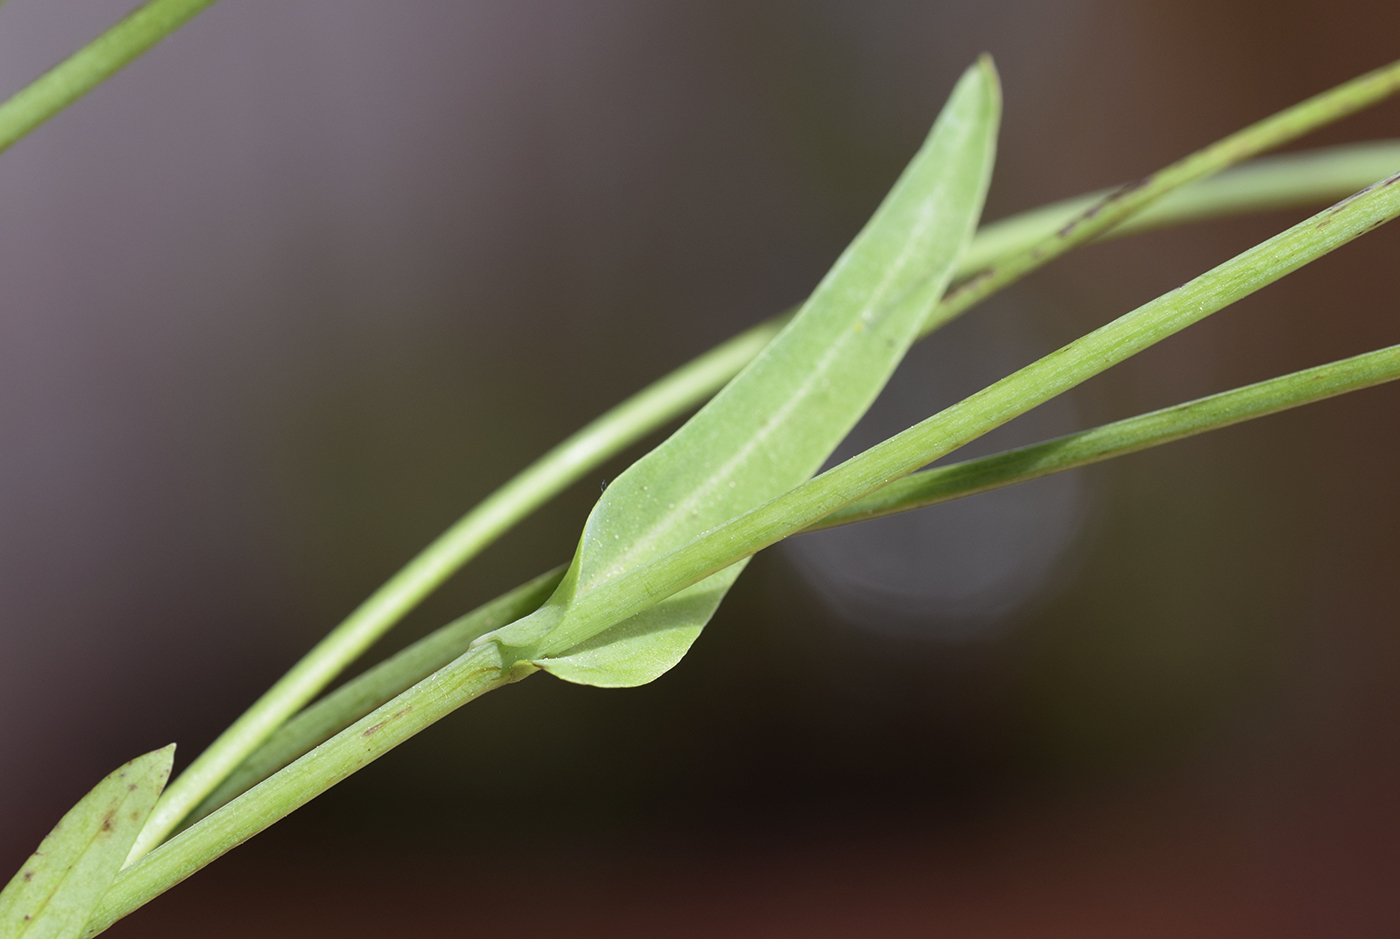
525,171 -> 1400,657
135,112 -> 1400,857
163,141 -> 1400,845
187,340 -> 1400,821
181,567 -> 565,828
806,342 -> 1400,530
125,320 -> 779,862
959,140 -> 1400,273
89,173 -> 1400,935
928,59 -> 1400,333
0,0 -> 219,154
88,643 -> 529,938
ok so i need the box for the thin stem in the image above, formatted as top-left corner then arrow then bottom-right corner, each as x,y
134,67 -> 1400,855
959,140 -> 1400,273
926,60 -> 1400,335
89,172 -> 1400,935
0,0 -> 219,155
180,567 -> 565,829
528,171 -> 1400,657
806,343 -> 1400,531
125,320 -> 780,861
88,644 -> 531,938
185,341 -> 1400,819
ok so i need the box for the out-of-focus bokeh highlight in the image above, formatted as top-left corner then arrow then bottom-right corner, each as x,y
2,1 -> 1399,935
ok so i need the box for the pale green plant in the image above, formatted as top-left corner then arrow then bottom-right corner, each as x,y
1,4 -> 1398,937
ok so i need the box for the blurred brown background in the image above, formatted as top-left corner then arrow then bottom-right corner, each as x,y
2,1 -> 1399,935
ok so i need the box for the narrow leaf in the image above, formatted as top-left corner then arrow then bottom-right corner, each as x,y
0,746 -> 173,939
483,56 -> 1001,684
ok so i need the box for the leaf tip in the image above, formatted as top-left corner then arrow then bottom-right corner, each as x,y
972,53 -> 1002,110
133,743 -> 177,787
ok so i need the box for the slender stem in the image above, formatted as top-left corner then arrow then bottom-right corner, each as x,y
806,343 -> 1400,530
187,341 -> 1400,819
959,140 -> 1400,273
134,69 -> 1400,855
528,172 -> 1400,657
0,0 -> 219,155
926,60 -> 1400,335
145,338 -> 1400,875
89,176 -> 1400,933
125,320 -> 780,861
180,567 -> 565,829
88,644 -> 532,938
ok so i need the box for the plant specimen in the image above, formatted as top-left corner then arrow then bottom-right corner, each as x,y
1,4 -> 1398,936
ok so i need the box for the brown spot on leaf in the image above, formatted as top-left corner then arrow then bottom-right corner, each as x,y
131,812 -> 140,820
99,810 -> 115,833
22,871 -> 32,882
362,722 -> 384,737
128,784 -> 137,791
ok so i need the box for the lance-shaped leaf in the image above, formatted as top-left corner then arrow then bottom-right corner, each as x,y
0,746 -> 173,939
483,56 -> 1001,686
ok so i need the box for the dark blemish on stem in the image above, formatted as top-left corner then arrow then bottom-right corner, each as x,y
22,871 -> 32,882
1319,172 -> 1400,228
1060,176 -> 1152,236
128,784 -> 137,791
946,267 -> 996,302
362,722 -> 384,738
1112,175 -> 1152,199
1360,170 -> 1400,193
392,707 -> 413,720
130,811 -> 140,821
99,810 -> 115,833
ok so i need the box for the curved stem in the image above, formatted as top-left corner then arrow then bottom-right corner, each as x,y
183,340 -> 1400,823
91,176 -> 1400,931
133,119 -> 1400,860
180,567 -> 565,829
527,171 -> 1400,658
124,319 -> 779,862
89,644 -> 531,938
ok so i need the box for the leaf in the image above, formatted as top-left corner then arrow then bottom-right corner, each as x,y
0,746 -> 174,939
485,56 -> 1002,686
534,565 -> 740,687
